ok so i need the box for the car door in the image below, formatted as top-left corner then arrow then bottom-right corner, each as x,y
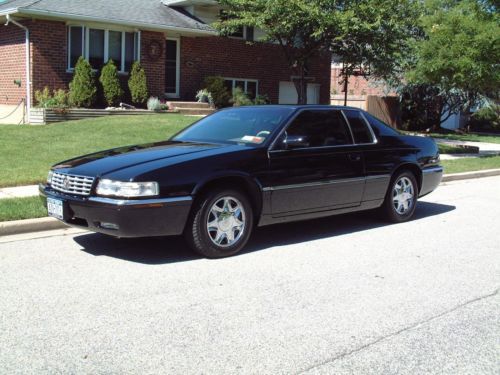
266,109 -> 365,215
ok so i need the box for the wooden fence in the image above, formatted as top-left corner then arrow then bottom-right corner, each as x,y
331,95 -> 401,128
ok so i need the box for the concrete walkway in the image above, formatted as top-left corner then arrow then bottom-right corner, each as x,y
0,185 -> 39,200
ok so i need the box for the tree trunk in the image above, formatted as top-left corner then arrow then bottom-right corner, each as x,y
343,74 -> 349,106
293,64 -> 308,105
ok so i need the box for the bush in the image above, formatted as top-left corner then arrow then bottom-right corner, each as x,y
231,87 -> 253,107
69,57 -> 97,108
99,60 -> 123,107
34,87 -> 69,108
147,97 -> 162,111
128,61 -> 148,106
469,104 -> 500,132
254,94 -> 270,105
196,89 -> 214,106
203,76 -> 231,108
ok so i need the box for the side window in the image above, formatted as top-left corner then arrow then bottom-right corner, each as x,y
284,110 -> 353,148
343,110 -> 374,144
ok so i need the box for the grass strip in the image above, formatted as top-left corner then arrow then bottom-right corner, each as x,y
441,156 -> 500,174
0,196 -> 47,222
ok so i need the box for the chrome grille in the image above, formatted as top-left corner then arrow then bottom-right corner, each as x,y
51,172 -> 94,196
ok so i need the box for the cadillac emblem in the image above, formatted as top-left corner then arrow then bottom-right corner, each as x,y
63,177 -> 70,190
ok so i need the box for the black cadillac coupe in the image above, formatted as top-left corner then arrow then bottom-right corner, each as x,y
40,105 -> 443,258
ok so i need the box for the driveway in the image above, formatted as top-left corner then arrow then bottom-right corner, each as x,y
0,176 -> 499,374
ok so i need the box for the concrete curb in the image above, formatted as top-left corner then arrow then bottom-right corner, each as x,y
0,217 -> 68,237
1,168 -> 500,237
441,168 -> 500,182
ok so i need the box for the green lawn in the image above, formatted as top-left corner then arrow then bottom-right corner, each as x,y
0,196 -> 47,222
429,132 -> 500,144
441,156 -> 500,174
0,114 -> 195,187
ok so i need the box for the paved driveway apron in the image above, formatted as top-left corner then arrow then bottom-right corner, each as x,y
0,177 -> 499,374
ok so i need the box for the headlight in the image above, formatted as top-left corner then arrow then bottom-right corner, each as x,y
96,179 -> 159,198
47,170 -> 54,184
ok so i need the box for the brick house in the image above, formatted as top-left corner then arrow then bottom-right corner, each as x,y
0,0 -> 331,123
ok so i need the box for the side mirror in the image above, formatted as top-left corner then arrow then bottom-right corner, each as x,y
283,135 -> 310,149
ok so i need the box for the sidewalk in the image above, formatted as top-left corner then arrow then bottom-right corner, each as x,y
0,185 -> 39,200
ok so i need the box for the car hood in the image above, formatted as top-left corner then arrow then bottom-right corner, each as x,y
53,141 -> 227,177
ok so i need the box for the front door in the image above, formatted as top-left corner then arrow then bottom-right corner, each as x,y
165,38 -> 179,97
267,109 -> 365,215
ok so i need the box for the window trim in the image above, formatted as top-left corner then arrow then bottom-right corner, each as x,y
165,37 -> 181,98
67,25 -> 140,74
269,108 -> 377,153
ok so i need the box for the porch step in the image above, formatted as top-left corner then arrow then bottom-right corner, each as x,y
175,108 -> 215,116
167,101 -> 211,109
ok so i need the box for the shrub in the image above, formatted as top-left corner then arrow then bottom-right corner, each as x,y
196,89 -> 214,106
147,97 -> 162,111
128,61 -> 148,106
231,87 -> 253,107
69,57 -> 97,108
99,60 -> 123,107
254,94 -> 270,105
203,76 -> 231,108
469,104 -> 500,131
34,87 -> 69,108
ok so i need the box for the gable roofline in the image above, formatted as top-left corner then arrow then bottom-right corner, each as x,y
0,7 -> 217,36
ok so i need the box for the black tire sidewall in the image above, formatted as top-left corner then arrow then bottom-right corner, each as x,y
384,171 -> 418,223
186,189 -> 254,258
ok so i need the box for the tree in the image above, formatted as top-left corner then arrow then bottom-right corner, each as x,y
407,0 -> 500,125
69,57 -> 97,108
128,62 -> 148,106
216,0 -> 340,104
99,60 -> 124,107
332,0 -> 421,105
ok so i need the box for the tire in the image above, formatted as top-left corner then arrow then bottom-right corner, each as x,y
184,188 -> 254,258
382,170 -> 418,223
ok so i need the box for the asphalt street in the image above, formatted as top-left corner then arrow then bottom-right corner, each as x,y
0,176 -> 499,374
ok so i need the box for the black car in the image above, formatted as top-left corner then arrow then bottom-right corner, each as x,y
40,105 -> 443,258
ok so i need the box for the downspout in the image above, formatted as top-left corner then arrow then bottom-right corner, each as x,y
5,14 -> 31,123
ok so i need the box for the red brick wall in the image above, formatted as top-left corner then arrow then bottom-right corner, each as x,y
178,36 -> 331,104
0,24 -> 27,105
331,67 -> 393,97
30,19 -> 72,96
140,31 -> 166,99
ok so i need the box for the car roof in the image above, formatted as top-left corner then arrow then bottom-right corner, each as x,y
222,105 -> 364,111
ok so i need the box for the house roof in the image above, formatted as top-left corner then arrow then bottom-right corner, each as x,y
0,0 -> 216,34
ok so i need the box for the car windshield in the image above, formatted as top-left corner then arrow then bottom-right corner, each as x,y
173,107 -> 294,146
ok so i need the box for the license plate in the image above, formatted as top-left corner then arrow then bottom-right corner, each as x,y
47,198 -> 64,220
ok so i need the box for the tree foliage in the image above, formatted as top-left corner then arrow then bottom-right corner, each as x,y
216,0 -> 339,104
99,60 -> 124,107
408,0 -> 500,102
217,0 -> 420,104
128,61 -> 148,106
69,57 -> 97,108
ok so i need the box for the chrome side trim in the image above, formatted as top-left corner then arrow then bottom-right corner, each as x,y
422,166 -> 444,174
263,177 -> 365,192
88,196 -> 193,206
365,174 -> 391,180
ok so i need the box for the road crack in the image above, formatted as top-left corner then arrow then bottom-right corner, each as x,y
296,288 -> 499,374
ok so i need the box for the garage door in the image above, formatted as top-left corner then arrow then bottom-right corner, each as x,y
279,82 -> 320,104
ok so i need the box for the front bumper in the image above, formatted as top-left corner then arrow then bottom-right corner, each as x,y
420,165 -> 444,197
39,185 -> 193,238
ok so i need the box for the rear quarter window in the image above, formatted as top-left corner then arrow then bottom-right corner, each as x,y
363,113 -> 400,137
343,110 -> 374,144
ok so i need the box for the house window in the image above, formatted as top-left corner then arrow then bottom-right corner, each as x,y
67,26 -> 140,73
68,26 -> 84,69
224,78 -> 258,99
219,10 -> 254,41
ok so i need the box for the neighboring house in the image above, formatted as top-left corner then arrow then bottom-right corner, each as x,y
330,63 -> 392,98
0,0 -> 331,122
